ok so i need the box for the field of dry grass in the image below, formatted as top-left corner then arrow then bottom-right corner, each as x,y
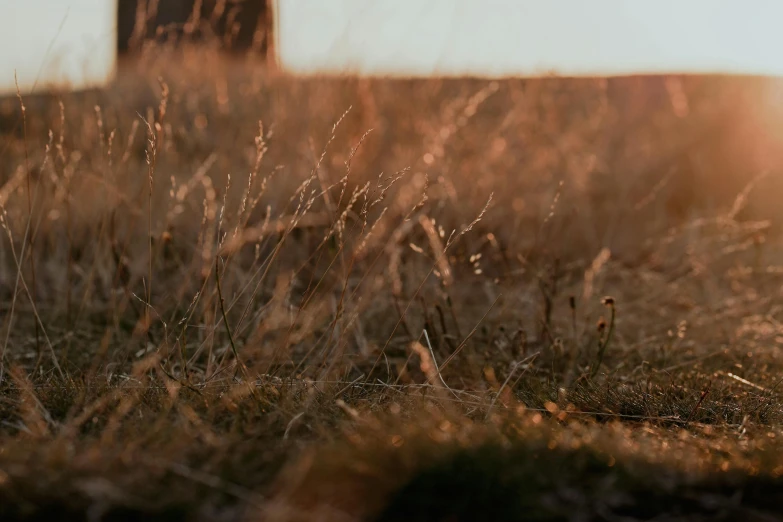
3,44 -> 783,521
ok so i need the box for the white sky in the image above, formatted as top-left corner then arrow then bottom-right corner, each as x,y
0,0 -> 115,94
276,0 -> 783,77
2,0 -> 783,95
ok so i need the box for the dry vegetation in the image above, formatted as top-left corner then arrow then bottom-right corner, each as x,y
3,43 -> 783,521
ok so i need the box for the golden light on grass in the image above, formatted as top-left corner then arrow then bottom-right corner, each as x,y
3,3 -> 783,521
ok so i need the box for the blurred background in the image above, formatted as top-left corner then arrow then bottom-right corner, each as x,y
3,0 -> 783,259
7,0 -> 783,90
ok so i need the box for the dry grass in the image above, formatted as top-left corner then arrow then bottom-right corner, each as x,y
3,43 -> 783,521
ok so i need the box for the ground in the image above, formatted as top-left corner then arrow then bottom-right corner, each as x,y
2,46 -> 783,521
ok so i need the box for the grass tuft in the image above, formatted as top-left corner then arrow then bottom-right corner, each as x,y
2,39 -> 783,520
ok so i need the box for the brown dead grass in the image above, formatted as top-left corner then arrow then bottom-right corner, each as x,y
3,44 -> 783,520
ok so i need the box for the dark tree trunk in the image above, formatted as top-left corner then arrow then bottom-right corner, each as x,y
117,0 -> 270,54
